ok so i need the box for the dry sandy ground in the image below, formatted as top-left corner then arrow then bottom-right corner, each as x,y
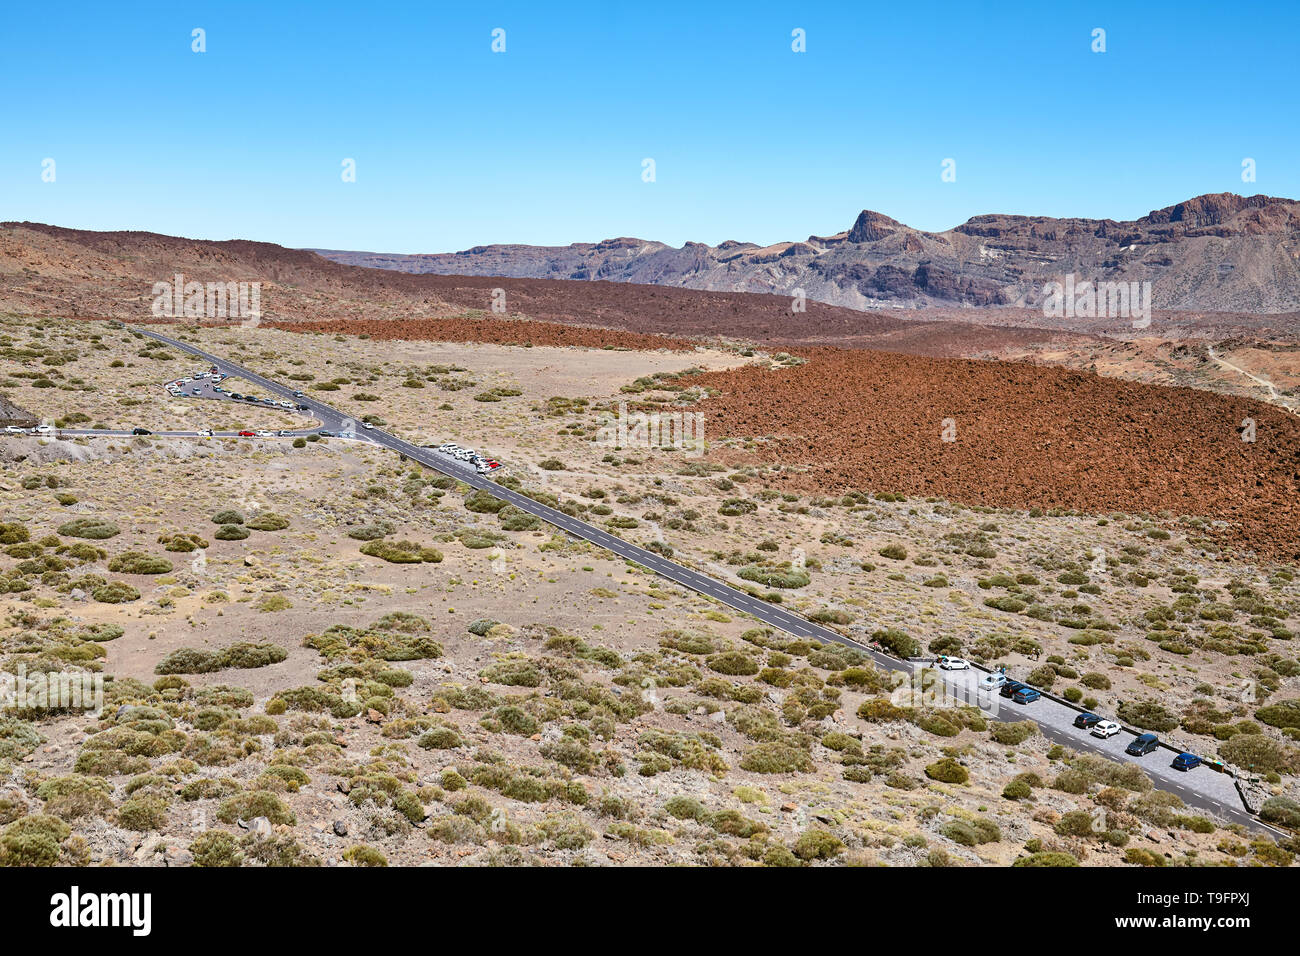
0,318 -> 1297,868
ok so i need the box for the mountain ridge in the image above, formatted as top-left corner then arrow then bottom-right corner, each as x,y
310,192 -> 1300,315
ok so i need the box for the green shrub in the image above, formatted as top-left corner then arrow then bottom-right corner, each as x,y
1013,851 -> 1079,867
108,551 -> 173,575
360,539 -> 443,563
191,830 -> 243,867
58,518 -> 120,539
990,721 -> 1037,745
1219,735 -> 1299,775
0,522 -> 30,545
1256,700 -> 1300,731
214,524 -> 250,540
158,532 -> 208,552
1116,699 -> 1180,732
871,628 -> 919,657
343,844 -> 388,866
0,815 -> 70,866
739,742 -> 814,774
347,523 -> 393,541
92,580 -> 140,603
211,510 -> 244,525
664,796 -> 708,821
246,513 -> 291,532
216,791 -> 295,826
793,828 -> 843,860
155,642 -> 286,674
1260,796 -> 1300,829
116,795 -> 170,831
738,565 -> 810,589
417,726 -> 463,750
925,758 -> 969,784
707,651 -> 759,676
1002,778 -> 1033,800
0,718 -> 43,760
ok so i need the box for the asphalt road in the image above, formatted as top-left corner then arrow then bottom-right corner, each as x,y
58,325 -> 1276,834
927,665 -> 1254,828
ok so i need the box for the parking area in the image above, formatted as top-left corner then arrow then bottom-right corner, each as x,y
926,661 -> 1248,820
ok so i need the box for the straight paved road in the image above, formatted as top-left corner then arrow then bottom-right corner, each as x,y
113,325 -> 1277,834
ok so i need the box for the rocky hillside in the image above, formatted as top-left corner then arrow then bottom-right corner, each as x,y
0,221 -> 1088,356
313,193 -> 1300,316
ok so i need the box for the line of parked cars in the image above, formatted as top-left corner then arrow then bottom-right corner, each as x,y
3,424 -> 55,435
436,443 -> 501,474
973,668 -> 1202,770
164,367 -> 224,397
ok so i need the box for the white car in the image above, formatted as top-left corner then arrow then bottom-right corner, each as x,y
255,430 -> 272,438
34,424 -> 53,434
980,673 -> 1008,690
938,657 -> 970,670
3,426 -> 23,434
362,422 -> 375,430
1091,721 -> 1121,739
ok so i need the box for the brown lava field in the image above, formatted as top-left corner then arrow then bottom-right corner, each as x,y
692,348 -> 1300,559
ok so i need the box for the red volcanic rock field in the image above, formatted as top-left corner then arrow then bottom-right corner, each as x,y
265,317 -> 695,351
693,348 -> 1300,558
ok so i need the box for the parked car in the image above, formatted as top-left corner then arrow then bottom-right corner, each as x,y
131,427 -> 152,435
999,681 -> 1027,699
33,424 -> 53,434
238,430 -> 256,437
938,657 -> 970,670
318,430 -> 335,437
200,429 -> 214,437
980,673 -> 1008,690
1172,752 -> 1201,771
1126,733 -> 1160,756
1091,720 -> 1121,739
255,430 -> 272,438
230,393 -> 243,400
362,422 -> 375,430
1012,687 -> 1041,704
296,404 -> 309,411
1073,713 -> 1103,730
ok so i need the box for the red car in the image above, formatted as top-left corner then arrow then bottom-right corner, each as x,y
238,430 -> 256,437
486,460 -> 501,469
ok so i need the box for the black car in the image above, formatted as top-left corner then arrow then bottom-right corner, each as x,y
230,392 -> 243,400
317,430 -> 334,437
131,427 -> 152,435
999,681 -> 1027,699
296,404 -> 309,411
1073,713 -> 1102,730
1126,733 -> 1160,757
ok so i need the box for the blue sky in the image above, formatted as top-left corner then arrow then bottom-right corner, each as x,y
1,1 -> 1296,252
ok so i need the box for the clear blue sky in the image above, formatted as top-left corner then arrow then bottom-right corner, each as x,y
1,0 -> 1296,252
